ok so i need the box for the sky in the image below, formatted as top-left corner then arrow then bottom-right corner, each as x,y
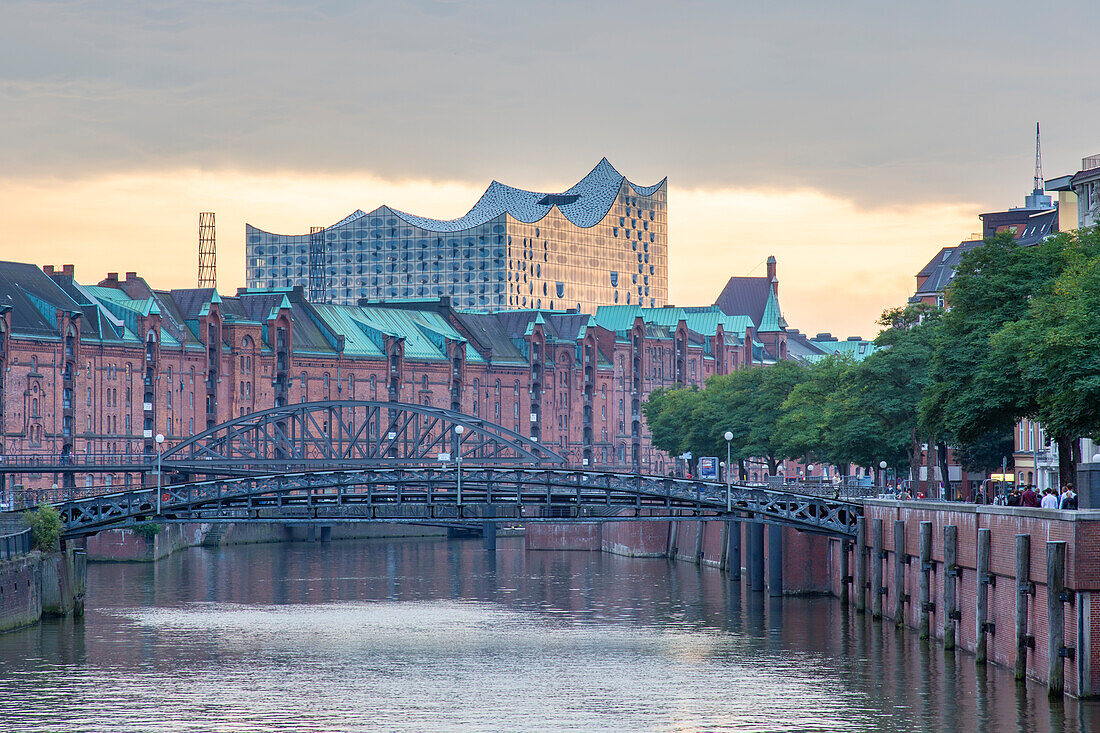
2,0 -> 1098,337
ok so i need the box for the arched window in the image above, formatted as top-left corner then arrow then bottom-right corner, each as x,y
31,397 -> 38,416
422,375 -> 428,391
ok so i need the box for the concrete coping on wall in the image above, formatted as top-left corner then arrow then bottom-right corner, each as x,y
860,498 -> 1100,522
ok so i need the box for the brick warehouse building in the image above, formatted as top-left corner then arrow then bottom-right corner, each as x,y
0,259 -> 795,493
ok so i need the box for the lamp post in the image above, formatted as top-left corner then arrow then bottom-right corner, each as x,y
879,460 -> 887,490
454,425 -> 464,507
806,464 -> 814,486
724,431 -> 733,512
155,433 -> 165,515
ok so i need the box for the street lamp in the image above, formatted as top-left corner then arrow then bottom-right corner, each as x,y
879,460 -> 887,489
155,433 -> 165,515
454,425 -> 464,506
724,431 -> 733,512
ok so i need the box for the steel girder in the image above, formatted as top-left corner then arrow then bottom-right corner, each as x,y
53,468 -> 859,538
158,400 -> 565,473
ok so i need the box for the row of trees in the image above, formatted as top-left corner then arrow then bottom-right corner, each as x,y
644,228 -> 1100,487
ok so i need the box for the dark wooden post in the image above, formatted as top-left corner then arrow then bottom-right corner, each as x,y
871,518 -> 884,618
943,524 -> 958,651
919,521 -> 932,639
694,520 -> 705,565
1015,533 -> 1031,681
893,520 -> 906,626
854,517 -> 867,614
1047,540 -> 1067,697
748,521 -> 765,592
840,539 -> 851,608
976,528 -> 990,664
768,523 -> 783,598
727,518 -> 741,581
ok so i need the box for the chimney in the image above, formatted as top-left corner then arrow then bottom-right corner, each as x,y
125,271 -> 137,281
62,264 -> 74,277
43,265 -> 54,276
766,255 -> 777,296
101,272 -> 120,288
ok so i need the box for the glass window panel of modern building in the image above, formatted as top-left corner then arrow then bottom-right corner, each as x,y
244,159 -> 668,313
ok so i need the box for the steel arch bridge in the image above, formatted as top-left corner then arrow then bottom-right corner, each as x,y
49,468 -> 860,540
0,401 -> 566,476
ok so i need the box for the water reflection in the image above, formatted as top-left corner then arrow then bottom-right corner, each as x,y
0,536 -> 1096,732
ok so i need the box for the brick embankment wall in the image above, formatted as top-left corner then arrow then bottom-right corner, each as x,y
525,514 -> 833,594
84,523 -> 208,562
843,501 -> 1100,698
0,550 -> 85,633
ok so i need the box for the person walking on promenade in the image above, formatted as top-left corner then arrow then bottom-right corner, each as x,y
1060,484 -> 1078,510
1021,484 -> 1040,508
1041,488 -> 1060,509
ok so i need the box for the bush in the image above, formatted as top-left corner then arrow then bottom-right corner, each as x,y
23,503 -> 62,553
133,522 -> 163,541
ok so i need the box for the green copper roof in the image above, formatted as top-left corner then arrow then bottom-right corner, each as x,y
758,288 -> 786,332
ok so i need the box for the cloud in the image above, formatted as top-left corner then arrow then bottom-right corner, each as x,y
0,168 -> 975,337
0,1 -> 1097,209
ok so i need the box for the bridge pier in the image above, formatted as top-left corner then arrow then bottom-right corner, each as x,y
767,523 -> 783,597
748,521 -> 765,592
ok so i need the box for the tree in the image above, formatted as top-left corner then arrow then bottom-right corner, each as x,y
778,355 -> 859,471
993,229 -> 1100,483
855,303 -> 943,485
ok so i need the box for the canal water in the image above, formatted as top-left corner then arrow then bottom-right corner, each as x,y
0,536 -> 1097,732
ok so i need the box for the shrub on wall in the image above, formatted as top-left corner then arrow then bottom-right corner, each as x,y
23,503 -> 62,553
133,522 -> 163,542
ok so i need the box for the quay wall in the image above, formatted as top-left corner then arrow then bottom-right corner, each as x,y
844,501 -> 1100,699
0,550 -> 86,634
525,502 -> 1100,698
526,516 -> 832,593
82,522 -> 450,561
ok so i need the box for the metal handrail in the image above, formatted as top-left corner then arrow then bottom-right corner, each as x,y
0,527 -> 32,561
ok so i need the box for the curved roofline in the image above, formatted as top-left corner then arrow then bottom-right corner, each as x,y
246,159 -> 664,236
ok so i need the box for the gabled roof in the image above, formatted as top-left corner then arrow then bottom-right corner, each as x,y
714,276 -> 778,330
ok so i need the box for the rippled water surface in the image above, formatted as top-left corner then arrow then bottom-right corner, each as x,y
1,536 -> 1097,731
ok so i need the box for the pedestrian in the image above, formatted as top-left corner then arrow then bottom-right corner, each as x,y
1060,484 -> 1078,510
974,487 -> 986,505
1040,488 -> 1060,509
1021,484 -> 1040,508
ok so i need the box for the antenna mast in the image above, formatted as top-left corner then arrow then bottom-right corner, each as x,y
308,226 -> 326,302
198,212 -> 216,288
1033,122 -> 1044,194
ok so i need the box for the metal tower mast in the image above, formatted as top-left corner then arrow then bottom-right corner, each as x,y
198,212 -> 216,288
308,226 -> 326,302
1033,122 -> 1044,195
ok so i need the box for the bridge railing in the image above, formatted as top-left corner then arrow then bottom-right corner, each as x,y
0,453 -> 156,469
0,527 -> 32,561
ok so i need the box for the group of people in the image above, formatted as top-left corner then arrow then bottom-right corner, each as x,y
984,484 -> 1078,510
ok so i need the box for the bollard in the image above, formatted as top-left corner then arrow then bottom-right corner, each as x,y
894,520 -> 906,627
748,521 -> 765,592
919,521 -> 931,639
768,524 -> 783,598
1015,534 -> 1031,681
976,528 -> 991,664
1047,540 -> 1067,698
854,517 -> 867,614
727,518 -> 742,581
872,518 -> 884,618
944,525 -> 958,651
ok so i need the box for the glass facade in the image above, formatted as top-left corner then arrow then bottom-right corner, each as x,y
245,160 -> 668,312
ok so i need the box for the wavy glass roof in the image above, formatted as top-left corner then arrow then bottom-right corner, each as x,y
253,159 -> 664,236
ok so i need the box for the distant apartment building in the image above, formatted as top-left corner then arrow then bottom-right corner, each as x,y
245,159 -> 667,314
